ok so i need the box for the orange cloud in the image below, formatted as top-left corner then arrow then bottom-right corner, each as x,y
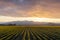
0,0 -> 60,18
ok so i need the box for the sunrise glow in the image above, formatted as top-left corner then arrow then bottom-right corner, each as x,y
0,16 -> 60,23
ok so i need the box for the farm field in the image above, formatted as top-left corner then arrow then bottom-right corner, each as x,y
0,26 -> 60,40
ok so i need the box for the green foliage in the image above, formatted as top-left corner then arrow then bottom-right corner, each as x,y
0,26 -> 60,40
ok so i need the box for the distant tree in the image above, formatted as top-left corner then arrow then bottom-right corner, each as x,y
7,24 -> 16,26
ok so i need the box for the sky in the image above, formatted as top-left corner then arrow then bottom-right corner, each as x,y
0,0 -> 60,23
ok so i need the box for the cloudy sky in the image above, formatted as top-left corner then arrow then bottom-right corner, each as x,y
0,0 -> 60,22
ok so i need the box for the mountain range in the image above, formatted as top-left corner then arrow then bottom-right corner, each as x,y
0,21 -> 60,26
